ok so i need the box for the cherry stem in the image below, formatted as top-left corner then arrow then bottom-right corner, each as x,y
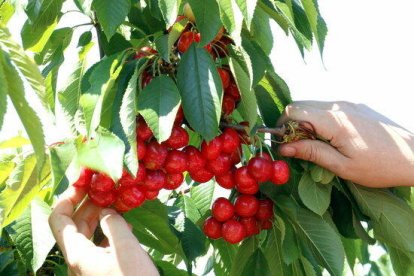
219,122 -> 287,137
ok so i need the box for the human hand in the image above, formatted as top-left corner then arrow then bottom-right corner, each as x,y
278,101 -> 414,187
49,187 -> 159,276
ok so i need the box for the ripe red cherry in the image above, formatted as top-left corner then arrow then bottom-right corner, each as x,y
225,82 -> 241,101
222,219 -> 246,244
135,164 -> 147,185
118,169 -> 137,188
184,146 -> 206,172
177,31 -> 198,53
261,220 -> 273,230
90,173 -> 115,192
73,167 -> 95,189
137,139 -> 147,160
134,46 -> 157,59
144,170 -> 166,191
260,152 -> 272,162
240,217 -> 260,237
222,95 -> 236,116
229,148 -> 241,164
201,137 -> 223,160
203,217 -> 222,239
234,195 -> 260,217
165,173 -> 184,190
255,199 -> 274,221
145,189 -> 159,200
118,186 -> 146,208
189,168 -> 214,183
212,197 -> 234,222
217,68 -> 231,89
165,126 -> 189,149
194,33 -> 213,53
234,167 -> 259,195
114,198 -> 132,213
143,141 -> 168,170
174,106 -> 185,125
247,156 -> 273,183
206,154 -> 232,176
164,150 -> 188,174
220,128 -> 240,154
271,160 -> 290,185
215,169 -> 235,189
136,117 -> 153,141
88,190 -> 116,207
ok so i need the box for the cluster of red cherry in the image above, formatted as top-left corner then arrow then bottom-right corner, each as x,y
204,196 -> 274,244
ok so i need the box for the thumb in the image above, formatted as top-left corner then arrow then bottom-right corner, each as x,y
279,140 -> 349,177
99,209 -> 139,251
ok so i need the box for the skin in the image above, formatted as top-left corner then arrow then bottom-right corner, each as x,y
278,101 -> 414,187
49,187 -> 159,276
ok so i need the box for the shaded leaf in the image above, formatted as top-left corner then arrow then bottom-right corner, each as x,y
298,172 -> 332,216
93,0 -> 131,40
235,0 -> 258,30
230,238 -> 257,276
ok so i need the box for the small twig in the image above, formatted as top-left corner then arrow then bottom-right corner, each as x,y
219,122 -> 287,137
72,22 -> 94,29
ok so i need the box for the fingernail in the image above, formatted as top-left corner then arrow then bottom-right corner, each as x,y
100,208 -> 115,219
280,145 -> 296,157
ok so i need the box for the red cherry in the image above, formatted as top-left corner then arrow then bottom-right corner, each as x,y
73,167 -> 95,189
137,139 -> 147,160
88,190 -> 116,207
203,217 -> 222,239
165,126 -> 189,149
184,146 -> 206,171
144,170 -> 166,191
90,173 -> 115,192
215,169 -> 235,189
222,219 -> 246,244
234,195 -> 260,217
217,68 -> 230,89
247,156 -> 273,183
189,168 -> 214,183
201,137 -> 223,160
174,106 -> 185,125
271,160 -> 290,185
143,141 -> 168,170
165,173 -> 184,190
220,128 -> 240,154
118,169 -> 137,188
135,163 -> 147,185
212,197 -> 234,222
164,150 -> 188,174
229,147 -> 242,164
240,217 -> 260,237
145,189 -> 159,200
114,198 -> 132,213
261,219 -> 273,230
222,95 -> 236,116
225,82 -> 241,101
234,167 -> 259,195
136,117 -> 153,141
134,46 -> 157,59
177,31 -> 198,53
118,186 -> 146,208
141,71 -> 153,88
260,152 -> 272,162
194,33 -> 213,53
206,154 -> 232,176
255,199 -> 274,221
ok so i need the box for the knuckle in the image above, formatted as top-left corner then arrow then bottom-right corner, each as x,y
302,144 -> 320,163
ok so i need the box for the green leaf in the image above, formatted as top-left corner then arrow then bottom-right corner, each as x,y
250,5 -> 274,55
235,0 -> 258,30
348,182 -> 414,253
80,52 -> 125,136
25,0 -> 64,26
255,71 -> 291,128
138,75 -> 181,143
282,219 -> 300,264
389,246 -> 414,276
158,0 -> 180,28
263,227 -> 286,276
49,142 -> 76,194
241,35 -> 271,86
155,260 -> 188,276
5,198 -> 54,272
21,17 -> 59,53
213,239 -> 238,276
124,200 -> 184,256
298,172 -> 332,216
177,44 -> 222,141
217,0 -> 243,46
300,0 -> 328,56
92,0 -> 131,40
74,0 -> 93,16
34,28 -> 73,65
0,160 -> 15,188
294,207 -> 345,276
187,0 -> 222,46
0,26 -> 48,111
229,48 -> 258,130
0,50 -> 45,169
230,238 -> 257,276
191,180 -> 215,216
76,129 -> 125,181
0,2 -> 14,24
155,34 -> 170,62
0,154 -> 51,230
175,195 -> 202,224
78,31 -> 93,47
0,62 -> 7,130
241,249 -> 271,276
